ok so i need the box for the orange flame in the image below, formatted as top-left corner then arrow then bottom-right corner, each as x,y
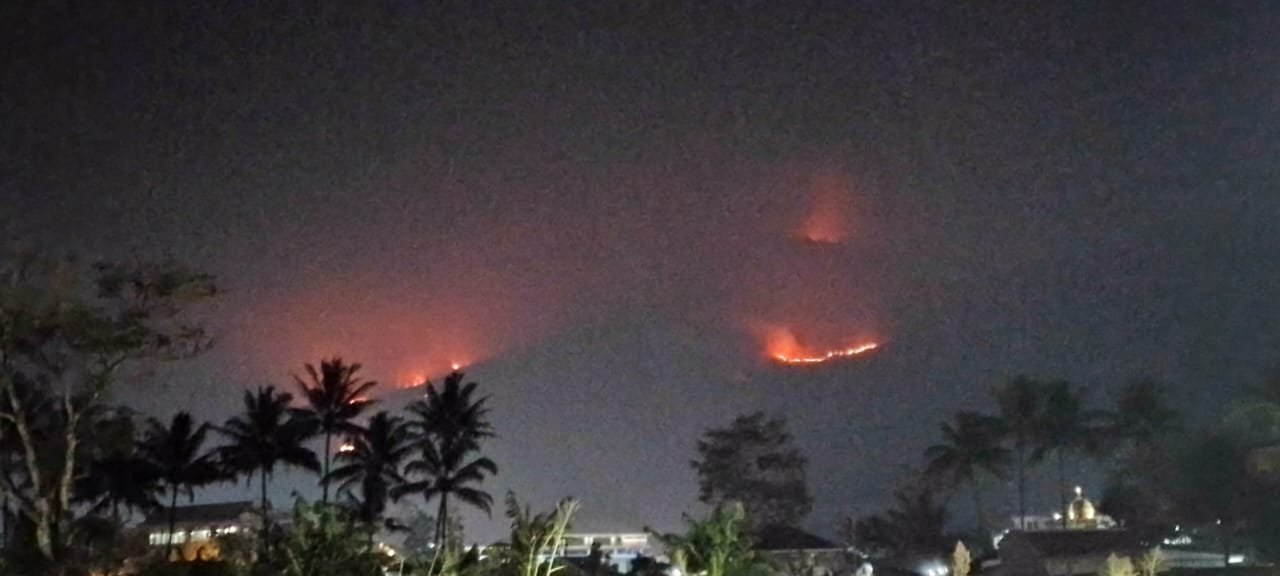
765,326 -> 879,365
773,342 -> 879,365
397,360 -> 468,389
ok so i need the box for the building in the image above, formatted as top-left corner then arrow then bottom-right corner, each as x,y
753,525 -> 850,576
995,530 -> 1144,576
140,501 -> 261,561
1005,487 -> 1117,533
990,488 -> 1244,576
554,532 -> 654,573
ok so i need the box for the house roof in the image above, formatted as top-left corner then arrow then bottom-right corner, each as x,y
1008,530 -> 1143,558
753,525 -> 842,552
141,501 -> 257,527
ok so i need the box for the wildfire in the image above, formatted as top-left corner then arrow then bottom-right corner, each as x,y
764,326 -> 880,366
398,360 -> 467,389
772,342 -> 880,365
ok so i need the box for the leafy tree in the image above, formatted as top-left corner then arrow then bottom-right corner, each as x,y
293,357 -> 377,504
1104,379 -> 1181,452
691,412 -> 811,529
851,487 -> 949,559
1224,373 -> 1280,444
924,411 -> 1008,534
0,254 -> 216,562
652,502 -> 769,576
1032,381 -> 1103,529
400,372 -> 496,550
502,492 -> 580,576
216,385 -> 320,555
1168,433 -> 1254,566
75,407 -> 161,524
990,376 -> 1045,529
329,410 -> 412,528
135,411 -> 223,558
402,508 -> 465,557
274,500 -> 385,576
1096,380 -> 1181,537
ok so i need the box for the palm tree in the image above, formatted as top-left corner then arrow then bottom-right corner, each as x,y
135,412 -> 223,558
78,453 -> 161,523
924,411 -> 1009,534
217,385 -> 320,554
76,407 -> 161,524
1033,381 -> 1102,529
293,357 -> 377,503
852,486 -> 950,558
1108,379 -> 1180,443
328,411 -> 413,528
991,376 -> 1045,529
399,371 -> 497,549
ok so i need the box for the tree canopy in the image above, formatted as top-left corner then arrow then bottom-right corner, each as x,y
692,412 -> 812,529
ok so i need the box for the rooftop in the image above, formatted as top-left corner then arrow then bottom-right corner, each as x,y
753,525 -> 842,552
141,501 -> 258,528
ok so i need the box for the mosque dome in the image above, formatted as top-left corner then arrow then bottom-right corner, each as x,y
1067,486 -> 1096,524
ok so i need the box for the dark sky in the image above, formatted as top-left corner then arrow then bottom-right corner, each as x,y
4,2 -> 1280,542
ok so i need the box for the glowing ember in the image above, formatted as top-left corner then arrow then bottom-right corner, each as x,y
772,342 -> 880,365
337,442 -> 356,453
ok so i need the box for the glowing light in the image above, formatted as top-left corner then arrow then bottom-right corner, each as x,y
337,442 -> 356,454
451,362 -> 462,371
765,326 -> 880,366
773,342 -> 879,365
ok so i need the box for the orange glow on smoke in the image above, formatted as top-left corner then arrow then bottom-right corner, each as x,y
799,173 -> 853,245
765,327 -> 879,365
398,360 -> 467,389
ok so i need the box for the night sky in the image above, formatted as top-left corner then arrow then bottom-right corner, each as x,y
4,2 -> 1280,542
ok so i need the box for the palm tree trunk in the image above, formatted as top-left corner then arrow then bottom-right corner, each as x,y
1017,440 -> 1026,530
1057,450 -> 1068,530
167,485 -> 179,560
973,479 -> 987,537
322,429 -> 332,504
260,470 -> 271,557
435,494 -> 448,550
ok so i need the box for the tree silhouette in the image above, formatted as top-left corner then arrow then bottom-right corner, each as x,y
1032,381 -> 1102,529
1096,379 -> 1182,534
652,502 -> 766,576
852,486 -> 950,559
135,412 -> 222,558
398,372 -> 496,550
293,357 -> 377,504
991,376 -> 1046,528
329,410 -> 412,528
1105,379 -> 1181,449
0,255 -> 216,562
691,411 -> 812,529
924,411 -> 1009,534
217,385 -> 319,554
75,407 -> 161,524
